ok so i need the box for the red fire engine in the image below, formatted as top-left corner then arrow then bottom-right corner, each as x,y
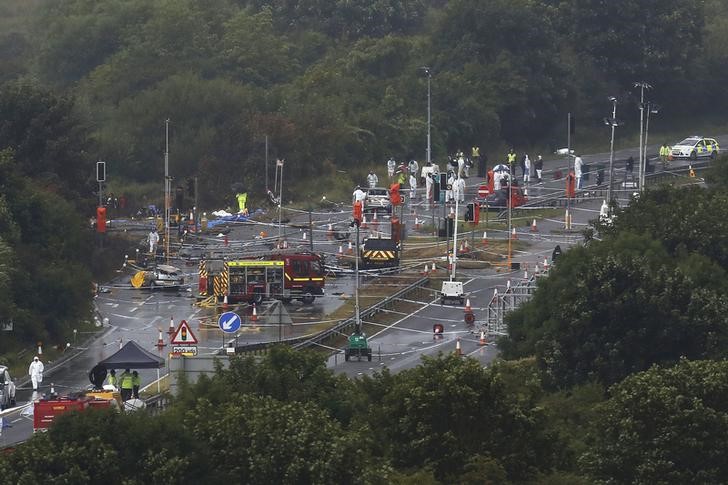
198,252 -> 325,305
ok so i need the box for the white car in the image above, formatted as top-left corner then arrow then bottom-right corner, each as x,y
670,136 -> 719,160
364,187 -> 392,214
0,365 -> 17,410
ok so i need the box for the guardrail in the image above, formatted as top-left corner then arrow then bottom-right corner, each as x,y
291,276 -> 430,351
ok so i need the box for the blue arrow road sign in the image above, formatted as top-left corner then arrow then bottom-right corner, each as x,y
218,311 -> 241,333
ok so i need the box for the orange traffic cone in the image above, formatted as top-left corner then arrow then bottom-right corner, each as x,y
511,227 -> 518,240
421,263 -> 429,275
415,217 -> 421,230
168,316 -> 175,334
347,241 -> 353,255
361,214 -> 368,229
543,257 -> 549,269
251,304 -> 258,322
482,231 -> 488,246
463,240 -> 470,253
479,331 -> 487,346
327,223 -> 334,240
156,329 -> 166,348
223,295 -> 229,310
530,218 -> 538,232
464,298 -> 472,312
455,337 -> 462,356
459,242 -> 465,253
431,262 -> 437,274
337,245 -> 344,258
689,165 -> 695,178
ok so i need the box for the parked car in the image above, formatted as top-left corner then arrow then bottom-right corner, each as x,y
364,187 -> 392,214
0,365 -> 17,410
670,136 -> 719,160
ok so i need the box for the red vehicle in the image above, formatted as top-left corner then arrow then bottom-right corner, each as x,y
198,252 -> 325,305
33,393 -> 118,432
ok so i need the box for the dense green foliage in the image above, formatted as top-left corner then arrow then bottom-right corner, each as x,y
502,186 -> 728,388
582,359 -> 728,484
1,0 -> 726,205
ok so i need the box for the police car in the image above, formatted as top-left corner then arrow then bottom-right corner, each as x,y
670,136 -> 720,160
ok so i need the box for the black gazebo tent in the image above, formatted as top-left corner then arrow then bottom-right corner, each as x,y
98,341 -> 165,369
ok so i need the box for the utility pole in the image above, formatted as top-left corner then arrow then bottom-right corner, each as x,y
425,67 -> 432,166
634,82 -> 651,192
265,135 -> 269,193
606,98 -> 618,208
354,221 -> 361,333
566,112 -> 572,229
194,176 -> 199,233
164,119 -> 170,265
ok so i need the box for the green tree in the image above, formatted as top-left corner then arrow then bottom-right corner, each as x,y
360,354 -> 556,482
501,233 -> 728,388
582,359 -> 728,484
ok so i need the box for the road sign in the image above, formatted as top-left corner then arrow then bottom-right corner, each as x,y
218,311 -> 241,333
171,345 -> 198,356
170,320 -> 198,345
478,184 -> 490,198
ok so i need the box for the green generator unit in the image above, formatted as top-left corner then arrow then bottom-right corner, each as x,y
345,332 -> 372,361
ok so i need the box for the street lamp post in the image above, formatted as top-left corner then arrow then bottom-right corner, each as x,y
421,67 -> 432,165
642,102 -> 660,189
605,97 -> 618,208
634,82 -> 651,192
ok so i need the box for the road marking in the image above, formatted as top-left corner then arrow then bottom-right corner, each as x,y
108,313 -> 137,320
129,307 -> 139,313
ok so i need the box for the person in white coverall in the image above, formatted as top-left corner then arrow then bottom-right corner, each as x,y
29,356 -> 44,391
425,173 -> 434,201
148,228 -> 159,254
453,175 -> 466,203
387,158 -> 396,178
367,171 -> 378,188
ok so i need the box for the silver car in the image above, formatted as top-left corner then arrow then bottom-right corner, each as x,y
0,365 -> 17,410
364,187 -> 392,214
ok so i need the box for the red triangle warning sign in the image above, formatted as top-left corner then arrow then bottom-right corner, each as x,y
170,320 -> 198,344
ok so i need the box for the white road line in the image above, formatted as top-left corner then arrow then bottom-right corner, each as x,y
369,278 -> 475,340
108,313 -> 137,320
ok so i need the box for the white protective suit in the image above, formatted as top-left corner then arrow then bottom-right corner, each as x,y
453,177 -> 466,203
367,172 -> 378,188
29,358 -> 44,391
148,230 -> 159,254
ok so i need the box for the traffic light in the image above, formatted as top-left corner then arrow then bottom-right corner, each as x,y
465,203 -> 474,222
96,161 -> 106,182
353,200 -> 362,223
96,206 -> 107,233
433,181 -> 440,202
390,183 -> 402,206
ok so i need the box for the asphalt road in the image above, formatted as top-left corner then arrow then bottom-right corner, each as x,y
1,137 -> 722,446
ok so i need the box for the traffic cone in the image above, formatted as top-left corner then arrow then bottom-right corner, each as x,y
543,257 -> 549,269
37,343 -> 42,356
479,331 -> 487,346
168,316 -> 175,334
464,298 -> 472,312
361,214 -> 368,229
511,227 -> 518,240
302,231 -> 307,241
464,240 -> 470,253
506,279 -> 511,290
338,244 -> 344,257
251,304 -> 258,322
327,223 -> 334,240
50,383 -> 55,395
415,217 -> 421,230
223,295 -> 229,310
459,242 -> 465,253
156,329 -> 166,348
282,239 -> 289,249
482,231 -> 488,247
493,288 -> 498,297
689,165 -> 696,178
524,270 -> 529,280
450,207 -> 455,218
347,241 -> 353,255
535,263 -> 540,275
421,263 -> 429,275
530,218 -> 538,232
455,337 -> 462,356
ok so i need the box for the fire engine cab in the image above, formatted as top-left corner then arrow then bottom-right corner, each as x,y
198,252 -> 325,305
